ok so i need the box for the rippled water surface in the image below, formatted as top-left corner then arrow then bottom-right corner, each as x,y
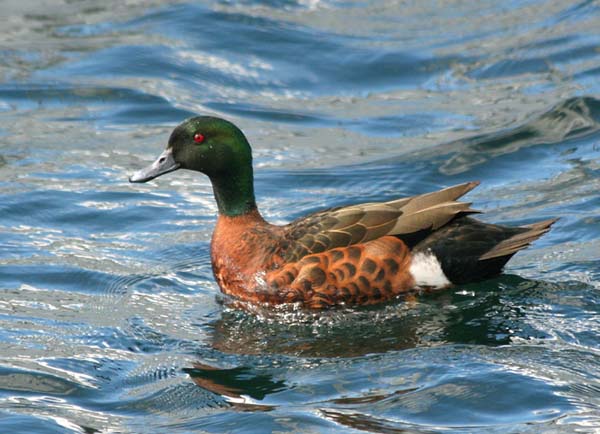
1,1 -> 600,432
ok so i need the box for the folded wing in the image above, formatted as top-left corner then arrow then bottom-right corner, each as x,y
281,181 -> 480,262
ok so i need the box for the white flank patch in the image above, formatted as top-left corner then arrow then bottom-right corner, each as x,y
409,252 -> 451,288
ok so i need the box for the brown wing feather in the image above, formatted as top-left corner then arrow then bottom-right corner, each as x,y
281,182 -> 480,262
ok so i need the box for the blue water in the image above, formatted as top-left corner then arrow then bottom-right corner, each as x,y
1,1 -> 599,432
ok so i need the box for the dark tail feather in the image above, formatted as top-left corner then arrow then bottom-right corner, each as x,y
413,217 -> 558,284
479,218 -> 559,260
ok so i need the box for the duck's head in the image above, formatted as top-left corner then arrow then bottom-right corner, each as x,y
129,116 -> 252,183
130,116 -> 257,216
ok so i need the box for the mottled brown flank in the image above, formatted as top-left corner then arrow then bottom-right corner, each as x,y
211,209 -> 416,308
383,258 -> 399,274
361,258 -> 377,274
330,250 -> 344,263
264,236 -> 414,308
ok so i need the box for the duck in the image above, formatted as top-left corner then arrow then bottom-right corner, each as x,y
129,116 -> 557,309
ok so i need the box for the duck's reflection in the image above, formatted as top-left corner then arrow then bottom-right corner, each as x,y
184,363 -> 282,411
186,275 -> 544,410
208,276 -> 537,357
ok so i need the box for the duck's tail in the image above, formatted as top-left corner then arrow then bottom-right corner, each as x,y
478,218 -> 559,260
412,217 -> 558,285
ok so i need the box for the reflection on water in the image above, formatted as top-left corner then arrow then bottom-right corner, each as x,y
204,273 -> 594,359
207,275 -> 537,358
1,0 -> 599,432
185,363 -> 281,411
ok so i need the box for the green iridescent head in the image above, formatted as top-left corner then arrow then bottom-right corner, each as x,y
130,116 -> 256,216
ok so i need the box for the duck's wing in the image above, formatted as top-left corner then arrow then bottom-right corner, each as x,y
280,181 -> 480,262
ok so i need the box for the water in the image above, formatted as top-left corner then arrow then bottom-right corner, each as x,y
1,0 -> 599,432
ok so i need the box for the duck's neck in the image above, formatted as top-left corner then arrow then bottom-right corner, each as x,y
210,164 -> 258,217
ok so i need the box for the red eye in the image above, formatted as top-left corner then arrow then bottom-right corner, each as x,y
194,133 -> 205,143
